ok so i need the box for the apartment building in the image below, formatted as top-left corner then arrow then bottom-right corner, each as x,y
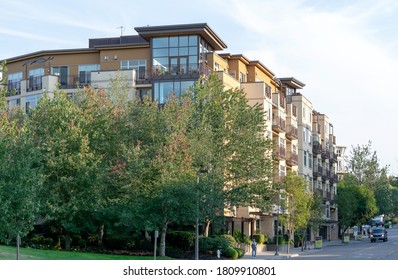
312,112 -> 338,240
2,22 -> 339,241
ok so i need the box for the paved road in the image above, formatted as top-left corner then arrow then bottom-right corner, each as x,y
243,227 -> 398,260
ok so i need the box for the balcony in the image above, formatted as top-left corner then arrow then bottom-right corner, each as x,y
151,63 -> 205,81
313,141 -> 322,154
322,169 -> 330,182
329,152 -> 337,164
6,81 -> 21,96
272,116 -> 286,133
286,151 -> 298,166
27,76 -> 43,92
286,125 -> 298,140
330,134 -> 336,145
274,146 -> 286,160
329,174 -> 338,184
313,165 -> 322,177
274,174 -> 285,183
321,148 -> 329,159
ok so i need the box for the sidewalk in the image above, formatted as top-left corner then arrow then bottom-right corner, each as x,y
241,240 -> 352,260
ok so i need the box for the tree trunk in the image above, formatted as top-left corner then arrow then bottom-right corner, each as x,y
159,223 -> 168,257
65,234 -> 71,251
204,219 -> 211,237
98,224 -> 104,245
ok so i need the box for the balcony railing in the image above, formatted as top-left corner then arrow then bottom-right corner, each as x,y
275,146 -> 286,160
329,152 -> 337,163
329,174 -> 338,184
6,81 -> 21,96
286,125 -> 298,140
321,148 -> 329,159
274,174 -> 286,183
313,141 -> 321,154
272,116 -> 286,133
151,63 -> 207,80
313,165 -> 322,177
286,152 -> 298,166
27,76 -> 43,92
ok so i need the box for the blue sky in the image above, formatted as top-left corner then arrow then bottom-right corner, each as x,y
1,0 -> 398,174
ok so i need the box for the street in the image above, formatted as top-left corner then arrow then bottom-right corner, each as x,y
293,227 -> 398,260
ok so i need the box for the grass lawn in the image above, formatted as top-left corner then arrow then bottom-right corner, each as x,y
0,245 -> 173,260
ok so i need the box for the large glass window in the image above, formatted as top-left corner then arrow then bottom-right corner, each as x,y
28,68 -> 44,91
25,94 -> 42,114
7,72 -> 22,95
121,59 -> 147,79
52,66 -> 68,88
154,80 -> 195,104
152,35 -> 199,75
78,64 -> 100,85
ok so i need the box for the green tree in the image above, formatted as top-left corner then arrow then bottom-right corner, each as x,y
190,75 -> 274,219
348,141 -> 389,190
0,109 -> 40,249
73,79 -> 133,245
336,174 -> 378,235
281,173 -> 312,252
28,91 -> 101,250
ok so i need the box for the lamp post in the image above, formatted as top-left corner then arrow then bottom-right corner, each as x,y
275,208 -> 279,256
195,169 -> 208,260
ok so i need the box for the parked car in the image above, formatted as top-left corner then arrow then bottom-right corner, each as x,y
370,228 -> 388,243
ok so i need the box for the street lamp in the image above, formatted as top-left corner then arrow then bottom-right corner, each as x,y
195,168 -> 208,260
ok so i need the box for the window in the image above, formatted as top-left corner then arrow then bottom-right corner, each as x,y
240,72 -> 246,83
52,66 -> 68,87
121,59 -> 147,79
7,72 -> 22,95
304,151 -> 307,167
309,153 -> 313,168
25,94 -> 42,114
280,165 -> 286,176
303,107 -> 307,120
7,98 -> 20,108
154,80 -> 195,104
78,64 -> 100,85
28,68 -> 44,91
152,35 -> 199,75
303,127 -> 306,142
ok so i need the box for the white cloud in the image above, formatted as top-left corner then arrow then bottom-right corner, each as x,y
222,0 -> 398,173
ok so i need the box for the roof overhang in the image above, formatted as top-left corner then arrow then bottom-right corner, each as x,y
135,23 -> 227,51
278,77 -> 306,89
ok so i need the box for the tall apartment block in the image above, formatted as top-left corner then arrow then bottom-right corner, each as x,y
1,23 -> 340,241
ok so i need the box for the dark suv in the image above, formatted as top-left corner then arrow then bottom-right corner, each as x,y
370,228 -> 388,243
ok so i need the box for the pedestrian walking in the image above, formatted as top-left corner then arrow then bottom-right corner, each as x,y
251,239 -> 257,258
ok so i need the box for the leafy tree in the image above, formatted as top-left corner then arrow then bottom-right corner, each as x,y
0,110 -> 40,247
190,75 -> 274,219
374,187 -> 394,216
28,91 -> 101,250
347,141 -> 389,190
280,173 -> 312,252
336,174 -> 378,235
73,79 -> 133,245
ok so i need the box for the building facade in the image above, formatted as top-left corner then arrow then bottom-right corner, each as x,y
2,23 -> 341,241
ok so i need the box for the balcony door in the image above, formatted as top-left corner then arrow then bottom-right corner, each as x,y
169,56 -> 188,75
52,66 -> 68,88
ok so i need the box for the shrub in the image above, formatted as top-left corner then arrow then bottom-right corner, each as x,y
167,231 -> 195,251
199,236 -> 229,253
225,246 -> 238,260
234,230 -> 250,244
253,233 -> 267,244
221,234 -> 237,247
234,247 -> 245,258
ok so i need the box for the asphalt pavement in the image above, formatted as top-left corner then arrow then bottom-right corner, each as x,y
242,239 -> 354,260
